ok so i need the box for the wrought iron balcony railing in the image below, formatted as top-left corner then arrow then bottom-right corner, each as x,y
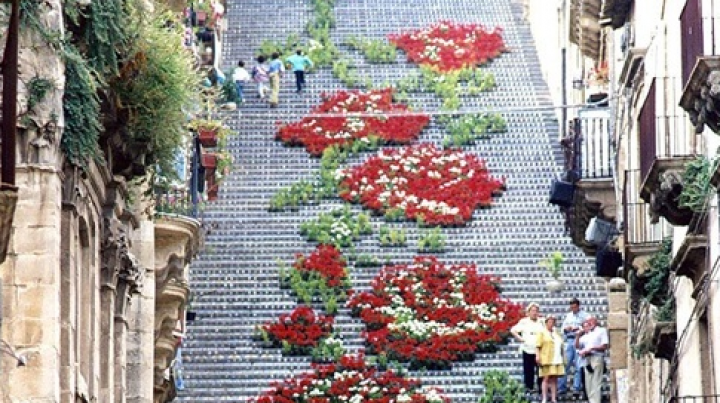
562,107 -> 613,181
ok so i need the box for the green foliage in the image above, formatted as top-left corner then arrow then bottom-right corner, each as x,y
354,253 -> 381,267
478,370 -> 529,403
300,206 -> 373,248
26,77 -> 55,111
21,0 -> 61,46
644,238 -> 672,306
679,156 -> 717,212
280,257 -> 351,314
108,11 -> 200,178
83,0 -> 129,75
539,251 -> 563,279
304,0 -> 340,69
61,45 -> 102,166
417,227 -> 446,253
344,36 -> 397,63
394,67 -> 496,113
378,225 -> 407,247
442,113 -> 506,148
654,296 -> 676,322
256,33 -> 300,60
332,59 -> 361,88
310,336 -> 345,362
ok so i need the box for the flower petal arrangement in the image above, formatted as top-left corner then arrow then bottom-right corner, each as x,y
338,143 -> 505,226
282,244 -> 352,314
276,88 -> 430,156
251,353 -> 450,403
348,256 -> 524,370
389,21 -> 507,73
260,306 -> 334,355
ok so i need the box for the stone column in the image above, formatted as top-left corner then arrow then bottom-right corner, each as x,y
126,217 -> 156,403
607,279 -> 629,403
0,166 -> 63,402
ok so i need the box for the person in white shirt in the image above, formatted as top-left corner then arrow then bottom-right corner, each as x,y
575,316 -> 608,403
511,302 -> 545,394
232,60 -> 251,104
559,298 -> 589,395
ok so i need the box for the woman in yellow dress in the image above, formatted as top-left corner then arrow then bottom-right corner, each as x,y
536,314 -> 565,403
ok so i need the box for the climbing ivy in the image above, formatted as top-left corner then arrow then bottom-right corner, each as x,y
26,77 -> 55,111
83,0 -> 129,75
644,238 -> 672,307
61,45 -> 102,166
678,155 -> 717,212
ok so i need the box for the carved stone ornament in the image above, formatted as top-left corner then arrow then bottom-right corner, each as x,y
648,170 -> 693,226
101,215 -> 144,294
680,57 -> 720,133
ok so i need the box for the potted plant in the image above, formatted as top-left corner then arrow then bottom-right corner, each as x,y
201,152 -> 218,169
189,118 -> 223,147
540,251 -> 564,293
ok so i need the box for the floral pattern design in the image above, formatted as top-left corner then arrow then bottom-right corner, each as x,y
348,256 -> 523,369
252,353 -> 450,403
389,21 -> 506,72
337,144 -> 505,226
276,88 -> 430,156
261,306 -> 334,355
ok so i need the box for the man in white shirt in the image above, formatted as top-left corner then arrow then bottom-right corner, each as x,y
559,298 -> 589,395
575,316 -> 608,403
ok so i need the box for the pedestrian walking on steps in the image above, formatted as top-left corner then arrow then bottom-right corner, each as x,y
267,52 -> 284,107
232,60 -> 250,104
559,298 -> 589,397
252,55 -> 270,101
285,49 -> 313,93
536,315 -> 565,403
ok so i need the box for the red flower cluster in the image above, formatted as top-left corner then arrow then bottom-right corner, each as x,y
275,88 -> 430,156
388,21 -> 506,73
338,144 -> 505,226
348,256 -> 524,370
252,353 -> 450,403
262,306 -> 334,352
294,244 -> 350,289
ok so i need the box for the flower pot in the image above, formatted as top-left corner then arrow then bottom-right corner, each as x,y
546,279 -> 564,293
198,128 -> 219,147
207,183 -> 219,201
195,10 -> 207,26
201,153 -> 218,169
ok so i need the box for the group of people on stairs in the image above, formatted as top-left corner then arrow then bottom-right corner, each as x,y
229,49 -> 314,108
510,298 -> 609,403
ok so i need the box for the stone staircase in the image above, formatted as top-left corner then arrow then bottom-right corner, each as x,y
177,0 -> 609,402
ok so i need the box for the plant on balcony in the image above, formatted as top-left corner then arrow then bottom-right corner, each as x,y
250,353 -> 450,403
188,118 -> 233,148
644,238 -> 672,306
348,256 -> 523,370
338,144 -> 506,226
540,251 -> 564,293
299,206 -> 373,248
259,306 -> 334,355
678,156 -> 717,213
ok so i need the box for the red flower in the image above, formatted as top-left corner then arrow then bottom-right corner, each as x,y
275,88 -> 430,156
389,21 -> 507,73
261,306 -> 334,353
337,144 -> 505,226
348,256 -> 524,369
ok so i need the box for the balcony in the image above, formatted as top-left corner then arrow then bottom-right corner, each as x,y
651,320 -> 677,361
670,214 -> 708,288
599,0 -> 633,29
559,108 -> 615,255
569,0 -> 603,60
680,57 -> 720,134
640,78 -> 701,226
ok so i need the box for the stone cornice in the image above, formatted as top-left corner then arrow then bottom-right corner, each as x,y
154,214 -> 202,265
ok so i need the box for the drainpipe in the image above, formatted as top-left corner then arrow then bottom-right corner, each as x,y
0,0 -> 20,265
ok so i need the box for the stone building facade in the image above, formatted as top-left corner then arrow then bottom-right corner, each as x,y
0,1 -> 202,402
527,0 -> 720,401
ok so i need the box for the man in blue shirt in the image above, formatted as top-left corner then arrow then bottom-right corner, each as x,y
559,298 -> 590,396
285,50 -> 314,93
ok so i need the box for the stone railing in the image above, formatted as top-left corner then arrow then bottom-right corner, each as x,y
153,213 -> 201,402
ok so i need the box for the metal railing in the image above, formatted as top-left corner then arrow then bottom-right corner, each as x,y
154,137 -> 204,218
623,170 -> 672,245
560,108 -> 613,181
639,77 -> 701,180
